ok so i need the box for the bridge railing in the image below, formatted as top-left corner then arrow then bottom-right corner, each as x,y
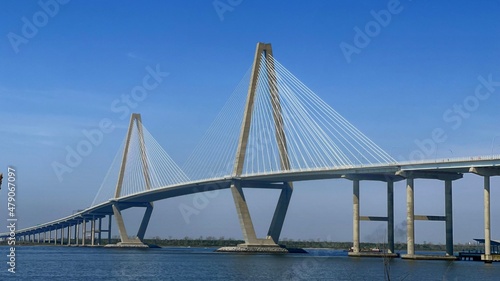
397,154 -> 500,167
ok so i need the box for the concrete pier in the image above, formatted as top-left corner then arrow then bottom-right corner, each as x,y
60,227 -> 64,245
108,215 -> 112,244
352,179 -> 360,254
217,245 -> 306,253
484,175 -> 491,262
344,174 -> 400,258
399,171 -> 462,260
67,226 -> 71,246
469,167 -> 500,263
75,223 -> 79,245
348,252 -> 399,258
406,177 -> 415,257
98,218 -> 102,245
224,43 -> 294,251
82,220 -> 86,246
445,180 -> 453,256
387,180 -> 394,254
91,219 -> 95,246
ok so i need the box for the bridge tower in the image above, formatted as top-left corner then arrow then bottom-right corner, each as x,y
230,42 -> 293,249
111,113 -> 153,247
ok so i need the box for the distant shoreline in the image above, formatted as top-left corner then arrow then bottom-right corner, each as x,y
0,238 -> 479,252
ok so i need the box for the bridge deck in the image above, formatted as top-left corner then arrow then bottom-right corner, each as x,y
2,156 -> 499,238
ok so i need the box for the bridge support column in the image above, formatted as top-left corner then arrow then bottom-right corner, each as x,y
399,171 -> 462,260
54,228 -> 57,245
137,203 -> 153,242
82,220 -> 86,246
221,43 -> 292,252
109,114 -> 153,248
230,182 -> 258,245
267,183 -> 293,243
387,180 -> 395,254
91,217 -> 95,246
111,203 -> 151,247
228,182 -> 288,249
445,180 -> 453,256
406,177 -> 415,257
75,223 -> 79,246
108,215 -> 112,244
469,167 -> 500,263
344,174 -> 400,257
67,226 -> 71,246
484,175 -> 492,262
352,179 -> 360,253
98,218 -> 102,245
60,227 -> 64,245
94,215 -> 112,245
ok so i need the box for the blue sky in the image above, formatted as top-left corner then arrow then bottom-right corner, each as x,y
1,0 -> 500,244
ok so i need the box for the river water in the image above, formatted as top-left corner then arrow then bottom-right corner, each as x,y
0,246 -> 498,280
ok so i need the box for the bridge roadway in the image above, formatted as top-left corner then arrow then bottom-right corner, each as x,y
2,156 -> 499,251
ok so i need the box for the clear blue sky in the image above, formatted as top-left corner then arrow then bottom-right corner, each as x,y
1,0 -> 500,243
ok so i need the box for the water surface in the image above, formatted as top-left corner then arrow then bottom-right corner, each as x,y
0,246 -> 498,280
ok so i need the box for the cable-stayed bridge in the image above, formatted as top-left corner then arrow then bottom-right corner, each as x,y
2,43 -> 499,262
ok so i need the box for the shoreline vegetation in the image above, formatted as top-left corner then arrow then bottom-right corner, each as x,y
0,237 -> 479,252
